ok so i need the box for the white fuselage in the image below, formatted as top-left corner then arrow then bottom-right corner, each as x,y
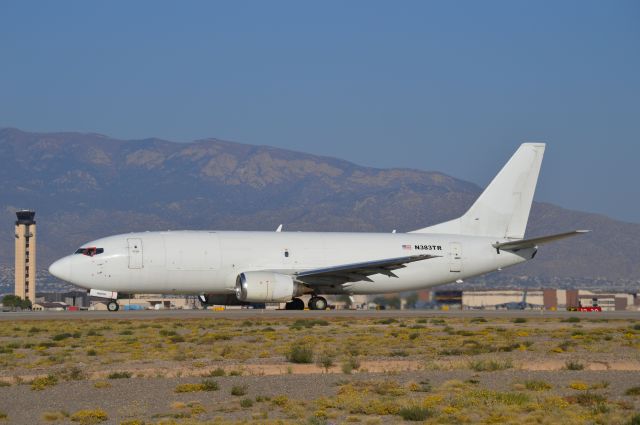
49,231 -> 533,296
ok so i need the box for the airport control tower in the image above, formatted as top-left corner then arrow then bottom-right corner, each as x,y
14,210 -> 36,304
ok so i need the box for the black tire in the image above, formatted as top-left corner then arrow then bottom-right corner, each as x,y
286,297 -> 305,310
107,301 -> 119,312
309,296 -> 328,310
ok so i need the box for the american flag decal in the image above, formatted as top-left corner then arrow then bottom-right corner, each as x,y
402,244 -> 412,250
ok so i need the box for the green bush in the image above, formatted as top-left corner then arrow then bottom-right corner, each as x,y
52,333 -> 72,341
562,317 -> 581,323
469,359 -> 512,372
107,371 -> 132,379
231,384 -> 248,396
203,367 -> 225,377
524,380 -> 552,391
625,386 -> 640,396
628,414 -> 640,425
564,360 -> 585,370
70,409 -> 108,424
240,398 -> 253,408
512,318 -> 527,324
398,406 -> 431,421
316,352 -> 335,372
31,375 -> 58,391
175,380 -> 219,393
287,343 -> 313,364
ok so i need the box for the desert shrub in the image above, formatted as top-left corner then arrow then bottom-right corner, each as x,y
470,317 -> 487,323
290,319 -> 329,330
512,318 -> 527,324
201,379 -> 219,391
524,380 -> 552,391
574,392 -> 607,406
272,395 -> 289,406
0,381 -> 10,387
240,398 -> 253,408
87,349 -> 97,356
0,411 -> 6,420
562,317 -> 581,323
159,329 -> 177,336
569,381 -> 589,391
316,352 -> 335,372
31,375 -> 58,391
398,406 -> 431,421
409,380 -> 432,392
70,409 -> 108,424
629,414 -> 640,425
287,343 -> 313,364
52,333 -> 72,341
564,360 -> 585,370
204,367 -> 225,377
468,359 -> 512,372
341,356 -> 361,374
231,384 -> 248,396
625,386 -> 640,396
42,411 -> 68,421
59,366 -> 86,381
376,318 -> 397,325
93,381 -> 111,389
175,380 -> 219,393
107,371 -> 132,379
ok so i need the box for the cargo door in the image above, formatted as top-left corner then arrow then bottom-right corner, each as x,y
128,238 -> 143,269
449,242 -> 462,273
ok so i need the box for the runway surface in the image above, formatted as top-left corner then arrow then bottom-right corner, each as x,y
1,308 -> 638,320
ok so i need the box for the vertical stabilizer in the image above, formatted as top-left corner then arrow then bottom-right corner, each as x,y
411,143 -> 545,239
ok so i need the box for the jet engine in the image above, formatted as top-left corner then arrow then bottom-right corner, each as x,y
235,271 -> 305,303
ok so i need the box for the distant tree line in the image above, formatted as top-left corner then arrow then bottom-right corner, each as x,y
1,295 -> 32,310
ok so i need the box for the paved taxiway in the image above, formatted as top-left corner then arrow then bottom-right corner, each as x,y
0,309 -> 637,320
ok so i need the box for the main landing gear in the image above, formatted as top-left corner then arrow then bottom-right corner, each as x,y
284,296 -> 329,310
107,300 -> 120,312
285,298 -> 305,310
308,296 -> 328,310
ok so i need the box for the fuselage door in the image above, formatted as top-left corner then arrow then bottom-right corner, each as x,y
127,238 -> 143,269
449,242 -> 462,273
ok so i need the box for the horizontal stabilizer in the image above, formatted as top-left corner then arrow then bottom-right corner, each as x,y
492,230 -> 590,251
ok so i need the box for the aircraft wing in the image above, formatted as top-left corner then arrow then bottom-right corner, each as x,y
294,254 -> 439,286
492,230 -> 590,251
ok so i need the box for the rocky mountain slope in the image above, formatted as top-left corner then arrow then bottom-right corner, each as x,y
1,128 -> 638,290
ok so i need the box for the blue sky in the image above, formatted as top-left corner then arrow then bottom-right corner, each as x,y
1,1 -> 639,222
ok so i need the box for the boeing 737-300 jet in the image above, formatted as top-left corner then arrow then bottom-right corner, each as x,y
49,143 -> 588,311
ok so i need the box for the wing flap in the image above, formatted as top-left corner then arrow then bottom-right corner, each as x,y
295,254 -> 439,285
492,230 -> 590,251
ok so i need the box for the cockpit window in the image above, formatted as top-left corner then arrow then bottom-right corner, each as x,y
74,247 -> 104,257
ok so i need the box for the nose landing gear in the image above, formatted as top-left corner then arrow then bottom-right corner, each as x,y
107,301 -> 120,312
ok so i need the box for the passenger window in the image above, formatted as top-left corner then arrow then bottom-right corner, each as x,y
284,249 -> 289,258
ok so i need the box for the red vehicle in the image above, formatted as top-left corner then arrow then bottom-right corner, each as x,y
567,301 -> 602,312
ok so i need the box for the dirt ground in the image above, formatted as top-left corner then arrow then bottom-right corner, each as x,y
0,313 -> 638,424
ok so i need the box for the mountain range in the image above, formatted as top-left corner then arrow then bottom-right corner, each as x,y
1,128 -> 638,292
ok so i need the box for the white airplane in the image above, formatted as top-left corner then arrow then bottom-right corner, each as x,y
49,143 -> 588,311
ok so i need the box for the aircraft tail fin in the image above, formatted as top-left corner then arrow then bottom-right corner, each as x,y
411,143 -> 546,239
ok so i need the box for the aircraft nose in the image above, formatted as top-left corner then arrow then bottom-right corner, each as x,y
49,256 -> 72,282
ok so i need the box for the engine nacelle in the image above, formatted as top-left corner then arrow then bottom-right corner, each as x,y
235,271 -> 303,303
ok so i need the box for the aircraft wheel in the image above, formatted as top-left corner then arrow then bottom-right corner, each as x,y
285,298 -> 305,310
107,301 -> 120,312
309,296 -> 328,310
